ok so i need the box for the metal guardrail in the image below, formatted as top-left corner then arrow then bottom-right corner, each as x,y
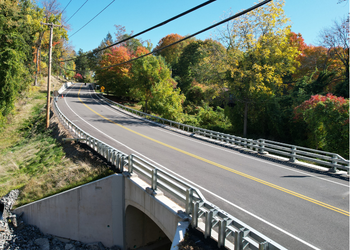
54,87 -> 287,250
97,93 -> 349,173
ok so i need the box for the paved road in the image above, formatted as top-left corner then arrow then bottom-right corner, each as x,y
57,83 -> 349,250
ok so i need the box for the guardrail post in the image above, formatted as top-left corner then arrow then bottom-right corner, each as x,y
120,155 -> 125,172
291,146 -> 296,162
151,168 -> 158,190
185,188 -> 193,214
234,228 -> 244,250
191,201 -> 199,228
331,155 -> 338,172
116,152 -> 121,171
204,210 -> 213,239
259,241 -> 268,250
128,154 -> 134,173
259,139 -> 265,154
218,219 -> 227,248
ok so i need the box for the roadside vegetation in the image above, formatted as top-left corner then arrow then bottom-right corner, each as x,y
87,1 -> 349,158
0,0 -> 348,207
0,80 -> 113,208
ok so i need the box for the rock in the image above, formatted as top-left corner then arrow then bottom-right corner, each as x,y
35,237 -> 50,250
86,241 -> 105,250
65,243 -> 76,250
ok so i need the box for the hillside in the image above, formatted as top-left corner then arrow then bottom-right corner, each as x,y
0,77 -> 113,208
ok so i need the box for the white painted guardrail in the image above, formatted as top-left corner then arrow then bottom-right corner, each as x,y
96,92 -> 349,174
54,84 -> 287,250
57,81 -> 73,95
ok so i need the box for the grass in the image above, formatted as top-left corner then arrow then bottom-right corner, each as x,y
0,79 -> 114,208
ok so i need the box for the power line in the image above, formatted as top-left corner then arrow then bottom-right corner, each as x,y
66,0 -> 89,23
70,0 -> 116,38
62,0 -> 217,62
98,0 -> 272,71
60,0 -> 72,15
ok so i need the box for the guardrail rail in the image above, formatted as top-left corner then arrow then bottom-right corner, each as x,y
55,84 -> 287,250
96,92 -> 349,174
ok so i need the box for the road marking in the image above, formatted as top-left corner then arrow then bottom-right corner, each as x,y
91,89 -> 349,188
75,85 -> 349,217
63,84 -> 322,249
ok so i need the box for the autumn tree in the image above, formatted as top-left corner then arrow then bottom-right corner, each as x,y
153,34 -> 193,67
60,41 -> 76,79
294,94 -> 349,158
216,0 -> 299,137
95,46 -> 133,97
33,0 -> 67,85
114,25 -> 152,53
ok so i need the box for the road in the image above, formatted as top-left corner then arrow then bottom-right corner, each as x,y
57,83 -> 349,250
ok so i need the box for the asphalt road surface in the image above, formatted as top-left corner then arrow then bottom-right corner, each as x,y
57,83 -> 349,250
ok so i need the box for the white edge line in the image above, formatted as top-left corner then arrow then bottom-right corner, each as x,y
89,87 -> 348,188
60,84 -> 321,250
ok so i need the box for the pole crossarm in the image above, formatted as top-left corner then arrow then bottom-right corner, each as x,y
41,22 -> 63,28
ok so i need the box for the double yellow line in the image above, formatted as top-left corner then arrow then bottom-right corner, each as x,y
77,85 -> 349,217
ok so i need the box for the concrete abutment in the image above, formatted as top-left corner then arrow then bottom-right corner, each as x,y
13,174 -> 187,249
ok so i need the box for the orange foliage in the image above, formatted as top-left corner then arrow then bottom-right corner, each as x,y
100,46 -> 133,74
135,46 -> 150,57
154,34 -> 192,66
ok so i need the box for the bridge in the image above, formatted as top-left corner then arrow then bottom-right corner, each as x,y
15,83 -> 349,250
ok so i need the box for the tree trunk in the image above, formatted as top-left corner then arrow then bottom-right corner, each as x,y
33,32 -> 44,86
145,100 -> 148,114
243,102 -> 248,137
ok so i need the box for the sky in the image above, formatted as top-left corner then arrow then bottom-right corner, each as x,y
49,0 -> 349,53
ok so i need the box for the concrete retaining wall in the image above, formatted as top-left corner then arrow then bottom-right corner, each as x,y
13,173 -> 188,249
14,174 -> 125,248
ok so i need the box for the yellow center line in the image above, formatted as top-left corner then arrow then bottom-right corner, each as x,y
77,85 -> 349,217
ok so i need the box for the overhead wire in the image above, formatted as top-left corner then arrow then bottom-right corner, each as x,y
98,0 -> 272,71
60,0 -> 72,15
57,0 -> 271,73
66,0 -> 89,23
70,0 -> 116,38
62,0 -> 217,62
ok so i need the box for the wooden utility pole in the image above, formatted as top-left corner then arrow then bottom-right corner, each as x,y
41,22 -> 62,129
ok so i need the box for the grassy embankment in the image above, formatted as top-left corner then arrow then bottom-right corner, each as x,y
0,77 -> 114,208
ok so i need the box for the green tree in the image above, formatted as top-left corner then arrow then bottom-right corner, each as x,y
130,55 -> 184,120
294,94 -> 349,158
0,0 -> 36,124
74,49 -> 90,82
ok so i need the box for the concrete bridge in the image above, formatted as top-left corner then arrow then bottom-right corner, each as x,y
14,173 -> 189,249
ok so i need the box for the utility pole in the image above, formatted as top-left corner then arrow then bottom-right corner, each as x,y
41,22 -> 62,129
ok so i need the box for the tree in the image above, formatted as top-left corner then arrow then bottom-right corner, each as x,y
172,40 -> 203,93
216,0 -> 299,137
318,17 -> 349,97
0,0 -> 37,124
130,55 -> 185,120
96,46 -> 133,97
153,34 -> 193,67
294,94 -> 349,158
74,49 -> 91,82
114,25 -> 151,53
33,0 -> 67,85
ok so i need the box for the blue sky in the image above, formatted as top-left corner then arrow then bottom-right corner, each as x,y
52,0 -> 349,52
